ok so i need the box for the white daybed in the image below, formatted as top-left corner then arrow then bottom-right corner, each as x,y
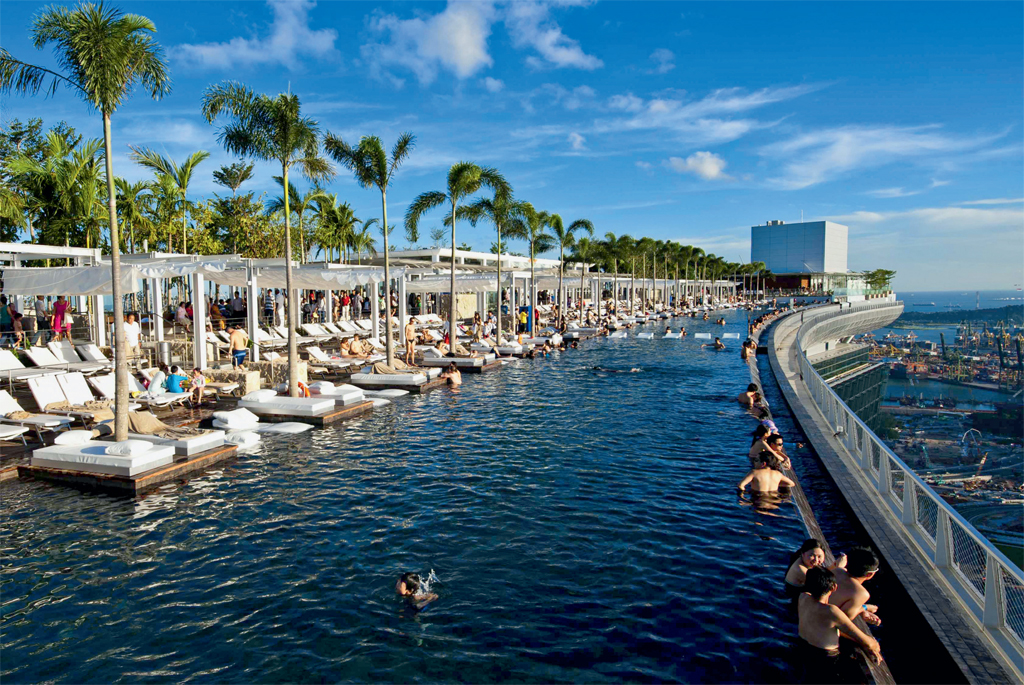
237,392 -> 335,417
31,441 -> 175,477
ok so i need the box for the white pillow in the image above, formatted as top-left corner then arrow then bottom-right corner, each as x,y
308,381 -> 335,392
212,408 -> 260,429
54,430 -> 94,446
422,347 -> 444,358
106,439 -> 153,456
257,422 -> 313,434
224,430 -> 260,446
242,389 -> 279,403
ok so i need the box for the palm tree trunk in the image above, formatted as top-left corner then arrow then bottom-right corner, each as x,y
448,198 -> 457,355
298,212 -> 305,265
282,163 -> 299,397
381,190 -> 395,367
103,113 -> 129,442
182,192 -> 187,254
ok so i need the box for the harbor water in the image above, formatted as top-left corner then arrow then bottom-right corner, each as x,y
0,311 -> 950,682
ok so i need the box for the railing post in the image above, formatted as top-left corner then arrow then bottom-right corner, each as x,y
983,552 -> 1002,628
935,510 -> 951,567
878,451 -> 891,496
902,471 -> 915,525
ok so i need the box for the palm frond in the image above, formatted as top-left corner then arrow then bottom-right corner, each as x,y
404,190 -> 447,244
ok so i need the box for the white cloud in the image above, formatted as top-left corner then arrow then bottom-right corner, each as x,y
568,132 -> 586,150
505,0 -> 603,71
362,2 -> 496,86
956,197 -> 1023,206
172,0 -> 338,71
762,124 -> 1004,190
593,84 -> 820,145
648,48 -> 675,74
665,151 -> 730,180
635,161 -> 652,170
866,187 -> 921,199
482,77 -> 505,92
930,178 -> 950,188
528,83 -> 596,111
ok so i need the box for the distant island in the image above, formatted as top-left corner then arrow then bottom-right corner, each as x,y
895,305 -> 1023,326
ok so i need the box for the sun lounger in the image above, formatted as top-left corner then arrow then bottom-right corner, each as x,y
355,319 -> 373,331
300,323 -> 335,342
305,346 -> 357,370
0,390 -> 73,440
31,440 -> 175,477
0,349 -> 64,383
0,424 -> 30,446
76,344 -> 113,365
307,381 -> 365,406
27,374 -> 123,423
88,373 -> 186,409
349,372 -> 427,387
49,340 -> 109,368
252,328 -> 286,349
336,320 -> 361,334
237,394 -> 335,417
271,325 -> 315,345
24,346 -> 106,375
418,356 -> 487,368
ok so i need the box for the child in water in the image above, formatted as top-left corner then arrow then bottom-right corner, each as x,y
396,572 -> 438,610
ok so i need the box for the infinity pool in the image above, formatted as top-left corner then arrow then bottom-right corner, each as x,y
1,311 -> 830,682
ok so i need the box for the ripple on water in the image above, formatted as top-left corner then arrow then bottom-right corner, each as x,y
2,311 -> 810,683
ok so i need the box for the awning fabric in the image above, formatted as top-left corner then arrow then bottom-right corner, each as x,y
0,265 -> 138,296
405,275 -> 510,294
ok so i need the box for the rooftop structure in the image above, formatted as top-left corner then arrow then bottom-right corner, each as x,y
751,220 -> 848,274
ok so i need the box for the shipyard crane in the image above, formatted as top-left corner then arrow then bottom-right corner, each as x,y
960,429 -> 989,476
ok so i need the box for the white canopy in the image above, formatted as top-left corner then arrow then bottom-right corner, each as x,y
1,265 -> 138,296
406,274 -> 509,294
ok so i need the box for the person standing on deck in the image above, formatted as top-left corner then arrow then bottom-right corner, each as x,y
263,289 -> 274,325
227,326 -> 249,368
33,296 -> 50,346
123,313 -> 142,363
230,291 -> 244,324
274,289 -> 285,328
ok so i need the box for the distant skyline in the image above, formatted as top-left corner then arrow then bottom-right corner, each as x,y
2,1 -> 1021,291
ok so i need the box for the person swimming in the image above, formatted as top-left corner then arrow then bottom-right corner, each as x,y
592,366 -> 641,373
785,539 -> 847,595
396,572 -> 438,610
701,337 -> 726,350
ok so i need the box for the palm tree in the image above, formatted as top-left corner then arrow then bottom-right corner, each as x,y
324,133 -> 414,368
2,2 -> 170,442
462,187 -> 525,345
267,177 -> 328,264
310,194 -> 360,263
212,161 -> 254,195
546,214 -> 594,317
518,203 -> 555,335
129,147 -> 210,253
349,223 -> 378,265
114,177 -> 152,254
405,162 -> 508,355
571,236 -> 598,324
202,82 -> 335,397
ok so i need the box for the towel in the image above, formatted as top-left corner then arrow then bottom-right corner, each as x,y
45,400 -> 114,422
452,343 -> 471,357
372,362 -> 397,375
6,410 -> 32,420
391,359 -> 410,370
128,410 -> 206,439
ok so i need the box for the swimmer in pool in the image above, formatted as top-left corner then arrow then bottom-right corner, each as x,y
592,366 -> 641,373
396,572 -> 438,610
738,452 -> 795,492
737,383 -> 759,407
797,567 -> 882,676
701,337 -> 726,350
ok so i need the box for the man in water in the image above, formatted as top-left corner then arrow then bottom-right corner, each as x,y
798,567 -> 882,680
829,547 -> 882,626
738,452 -> 795,492
737,383 -> 759,407
441,362 -> 462,386
396,572 -> 438,610
227,326 -> 249,368
701,337 -> 726,350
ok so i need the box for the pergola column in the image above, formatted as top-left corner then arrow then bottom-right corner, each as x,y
246,265 -> 260,362
192,271 -> 208,369
397,274 -> 408,344
371,283 -> 380,339
91,294 -> 106,346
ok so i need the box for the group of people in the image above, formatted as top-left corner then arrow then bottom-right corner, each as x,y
735,318 -> 883,680
145,363 -> 207,406
0,294 -> 74,348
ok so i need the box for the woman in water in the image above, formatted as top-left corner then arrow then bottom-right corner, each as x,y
396,572 -> 438,610
785,538 -> 846,595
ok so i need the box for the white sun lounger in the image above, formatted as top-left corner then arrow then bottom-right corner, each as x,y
27,374 -> 108,423
0,349 -> 64,382
31,440 -> 175,477
355,319 -> 373,331
252,328 -> 286,349
48,340 -> 107,368
76,344 -> 112,365
305,346 -> 357,370
417,356 -> 486,368
237,395 -> 335,417
300,323 -> 335,342
0,424 -> 30,446
308,382 -> 365,406
0,390 -> 73,439
24,346 -> 106,375
272,325 -> 316,345
87,373 -> 185,409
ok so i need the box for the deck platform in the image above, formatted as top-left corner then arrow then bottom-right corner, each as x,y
351,377 -> 448,394
253,399 -> 374,427
18,443 -> 239,496
464,360 -> 503,374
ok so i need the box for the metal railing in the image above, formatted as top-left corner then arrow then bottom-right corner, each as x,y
794,302 -> 1024,677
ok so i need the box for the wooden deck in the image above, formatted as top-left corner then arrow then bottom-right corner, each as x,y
18,443 -> 239,496
351,377 -> 448,394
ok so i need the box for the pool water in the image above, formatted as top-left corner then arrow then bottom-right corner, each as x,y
0,311 -> 941,682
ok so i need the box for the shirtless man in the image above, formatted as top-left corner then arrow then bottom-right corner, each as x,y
441,362 -> 462,386
798,567 -> 882,681
227,326 -> 249,368
829,547 -> 882,626
404,320 -> 417,365
738,452 -> 795,492
737,383 -> 759,407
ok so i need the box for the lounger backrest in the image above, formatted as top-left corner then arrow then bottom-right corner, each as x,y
217,330 -> 232,344
0,390 -> 24,414
24,347 -> 63,368
88,373 -> 116,399
338,321 -> 359,333
28,375 -> 68,410
321,322 -> 342,335
138,367 -> 156,381
273,325 -> 289,338
252,328 -> 272,342
0,350 -> 27,371
57,373 -> 95,405
128,375 -> 147,393
48,340 -> 82,363
426,329 -> 443,341
305,346 -> 329,362
77,344 -> 110,363
356,319 -> 372,331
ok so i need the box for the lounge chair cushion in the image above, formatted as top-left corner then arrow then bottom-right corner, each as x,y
224,430 -> 260,447
370,398 -> 391,408
213,408 -> 260,429
54,430 -> 94,446
242,389 -> 279,403
362,389 -> 409,399
237,397 -> 334,417
349,373 -> 427,386
257,422 -> 313,434
422,347 -> 445,358
106,439 -> 154,456
31,441 -> 174,477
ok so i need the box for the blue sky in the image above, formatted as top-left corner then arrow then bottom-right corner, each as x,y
2,0 -> 1022,290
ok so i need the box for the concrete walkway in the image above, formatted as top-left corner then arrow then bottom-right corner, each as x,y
769,312 -> 1015,684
